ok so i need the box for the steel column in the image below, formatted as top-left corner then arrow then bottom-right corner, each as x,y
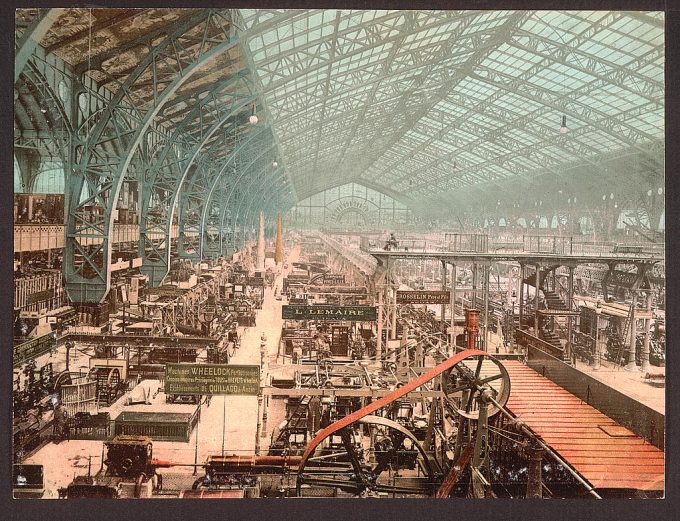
624,291 -> 639,371
15,8 -> 66,83
640,291 -> 652,373
566,266 -> 574,363
534,263 -> 541,334
65,10 -> 239,302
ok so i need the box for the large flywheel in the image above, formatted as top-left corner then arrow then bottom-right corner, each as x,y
443,353 -> 510,419
296,416 -> 435,497
295,349 -> 511,497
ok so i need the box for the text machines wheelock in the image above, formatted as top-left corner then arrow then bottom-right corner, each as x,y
165,364 -> 260,395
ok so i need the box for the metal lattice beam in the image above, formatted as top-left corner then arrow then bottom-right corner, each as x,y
15,8 -> 66,83
65,10 -> 239,302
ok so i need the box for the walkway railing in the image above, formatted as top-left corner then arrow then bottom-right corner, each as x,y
14,223 -> 180,253
359,232 -> 664,259
318,233 -> 377,275
516,329 -> 565,360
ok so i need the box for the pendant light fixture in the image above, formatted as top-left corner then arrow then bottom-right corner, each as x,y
249,104 -> 258,125
559,114 -> 569,134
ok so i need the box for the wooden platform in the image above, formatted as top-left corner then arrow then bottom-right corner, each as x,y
114,410 -> 199,442
503,360 -> 664,492
104,380 -> 200,442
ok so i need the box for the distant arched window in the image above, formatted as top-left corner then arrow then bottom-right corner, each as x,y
33,162 -> 65,194
578,216 -> 594,235
58,80 -> 68,103
14,156 -> 23,193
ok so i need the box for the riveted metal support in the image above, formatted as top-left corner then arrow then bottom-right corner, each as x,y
200,124 -> 273,257
138,78 -> 255,284
65,10 -> 239,302
15,8 -> 66,84
232,162 -> 283,240
525,441 -> 545,499
218,139 -> 279,243
234,167 -> 286,251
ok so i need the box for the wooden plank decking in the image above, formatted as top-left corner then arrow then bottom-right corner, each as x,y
503,360 -> 664,491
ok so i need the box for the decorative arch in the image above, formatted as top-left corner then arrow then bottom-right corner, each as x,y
333,206 -> 369,227
285,182 -> 411,229
32,162 -> 65,194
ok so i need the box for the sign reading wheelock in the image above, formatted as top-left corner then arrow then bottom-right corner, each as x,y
282,305 -> 377,321
165,364 -> 259,395
397,290 -> 451,304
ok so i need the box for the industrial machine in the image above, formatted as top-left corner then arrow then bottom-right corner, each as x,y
60,435 -> 160,499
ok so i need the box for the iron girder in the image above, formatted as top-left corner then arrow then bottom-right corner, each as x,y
65,10 -> 240,302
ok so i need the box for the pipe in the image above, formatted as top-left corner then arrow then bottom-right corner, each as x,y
151,455 -> 303,471
256,211 -> 265,271
206,455 -> 303,473
465,308 -> 480,349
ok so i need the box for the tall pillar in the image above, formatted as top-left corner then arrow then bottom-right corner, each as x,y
525,442 -> 545,499
274,213 -> 284,265
472,263 -> 478,309
483,264 -> 490,351
441,260 -> 447,326
391,283 -> 398,340
256,211 -> 265,271
566,266 -> 574,363
450,263 -> 456,346
640,291 -> 652,373
518,264 -> 525,330
534,263 -> 541,334
592,307 -> 603,370
376,285 -> 383,361
625,291 -> 639,371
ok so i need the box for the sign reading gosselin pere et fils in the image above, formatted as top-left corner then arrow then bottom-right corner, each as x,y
282,305 -> 377,321
165,364 -> 259,395
396,290 -> 451,304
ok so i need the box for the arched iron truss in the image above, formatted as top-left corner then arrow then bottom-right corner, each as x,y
14,8 -> 664,303
200,124 -> 275,257
15,8 -> 294,302
236,9 -> 663,213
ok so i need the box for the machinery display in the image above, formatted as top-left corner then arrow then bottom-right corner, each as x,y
11,224 -> 666,500
60,435 -> 160,498
11,7 -> 666,507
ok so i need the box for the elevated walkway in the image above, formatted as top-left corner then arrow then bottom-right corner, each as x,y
503,360 -> 664,492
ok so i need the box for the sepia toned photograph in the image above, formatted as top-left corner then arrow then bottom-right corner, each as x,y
13,7 -> 664,500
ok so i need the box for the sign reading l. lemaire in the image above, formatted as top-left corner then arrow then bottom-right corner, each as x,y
165,364 -> 259,395
282,305 -> 377,321
396,290 -> 451,304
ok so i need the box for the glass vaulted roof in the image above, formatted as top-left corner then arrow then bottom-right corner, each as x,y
235,10 -> 664,211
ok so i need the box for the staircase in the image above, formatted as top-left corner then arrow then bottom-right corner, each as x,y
286,396 -> 310,430
612,303 -> 636,366
523,265 -> 571,312
543,289 -> 569,311
539,327 -> 563,351
522,264 -> 561,288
